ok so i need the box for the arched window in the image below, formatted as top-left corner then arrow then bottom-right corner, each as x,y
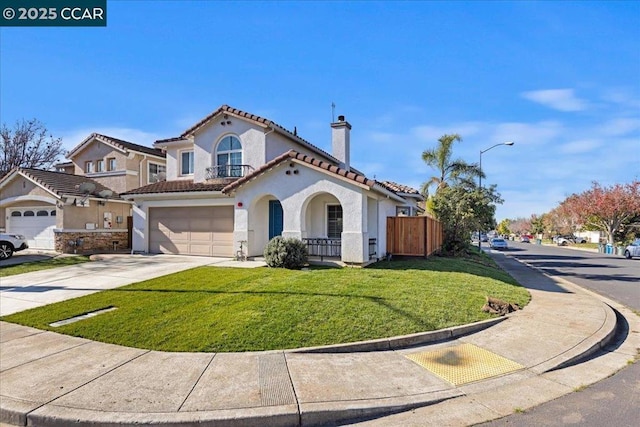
23,210 -> 35,217
11,211 -> 21,217
216,136 -> 243,177
37,210 -> 48,216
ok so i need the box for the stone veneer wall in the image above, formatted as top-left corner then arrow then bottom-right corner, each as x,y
55,231 -> 129,254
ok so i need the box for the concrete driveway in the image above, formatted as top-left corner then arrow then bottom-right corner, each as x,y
0,254 -> 260,316
0,249 -> 60,267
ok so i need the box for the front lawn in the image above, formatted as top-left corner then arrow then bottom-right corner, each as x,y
0,255 -> 91,277
1,255 -> 530,352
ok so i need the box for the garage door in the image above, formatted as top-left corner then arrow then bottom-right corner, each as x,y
149,206 -> 234,256
8,207 -> 56,249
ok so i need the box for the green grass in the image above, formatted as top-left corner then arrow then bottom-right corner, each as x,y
0,255 -> 91,277
1,255 -> 530,353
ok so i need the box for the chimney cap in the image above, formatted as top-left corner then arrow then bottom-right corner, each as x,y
338,115 -> 345,121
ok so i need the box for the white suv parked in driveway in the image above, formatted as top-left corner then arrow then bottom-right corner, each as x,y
0,233 -> 29,260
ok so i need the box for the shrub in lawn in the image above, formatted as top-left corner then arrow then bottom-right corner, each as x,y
263,236 -> 308,269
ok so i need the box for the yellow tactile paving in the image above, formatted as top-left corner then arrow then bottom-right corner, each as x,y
405,343 -> 524,386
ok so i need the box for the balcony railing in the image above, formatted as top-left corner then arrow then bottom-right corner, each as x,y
205,165 -> 253,180
302,238 -> 341,261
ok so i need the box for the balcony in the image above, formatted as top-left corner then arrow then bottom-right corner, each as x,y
205,165 -> 253,182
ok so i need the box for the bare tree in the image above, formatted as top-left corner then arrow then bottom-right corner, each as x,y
1,119 -> 64,177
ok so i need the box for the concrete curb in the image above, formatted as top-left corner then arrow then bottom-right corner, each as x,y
287,317 -> 507,354
504,256 -> 620,373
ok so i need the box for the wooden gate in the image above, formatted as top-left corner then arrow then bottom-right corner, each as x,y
386,216 -> 443,257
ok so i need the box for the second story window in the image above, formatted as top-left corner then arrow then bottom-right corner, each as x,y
148,163 -> 167,183
181,150 -> 194,176
96,159 -> 104,172
107,157 -> 116,171
85,161 -> 94,173
216,136 -> 243,177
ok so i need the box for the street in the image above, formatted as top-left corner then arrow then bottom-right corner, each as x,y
478,241 -> 639,427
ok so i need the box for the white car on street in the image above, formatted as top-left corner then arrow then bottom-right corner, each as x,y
624,239 -> 640,259
0,233 -> 29,260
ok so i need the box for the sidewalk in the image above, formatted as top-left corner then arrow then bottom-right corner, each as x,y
1,251 -> 638,427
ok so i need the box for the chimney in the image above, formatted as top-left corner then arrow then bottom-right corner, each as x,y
331,115 -> 351,171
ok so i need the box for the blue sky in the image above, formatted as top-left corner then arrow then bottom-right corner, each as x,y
1,0 -> 639,220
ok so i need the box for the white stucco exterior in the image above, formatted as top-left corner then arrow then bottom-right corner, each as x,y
126,106 -> 424,265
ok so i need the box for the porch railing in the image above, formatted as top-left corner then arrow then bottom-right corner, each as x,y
205,165 -> 253,180
369,238 -> 377,259
302,238 -> 341,261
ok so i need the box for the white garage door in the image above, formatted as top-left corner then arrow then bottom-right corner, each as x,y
149,206 -> 234,257
8,207 -> 56,249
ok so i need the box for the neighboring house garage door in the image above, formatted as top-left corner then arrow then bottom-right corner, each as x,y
8,207 -> 56,249
149,206 -> 234,257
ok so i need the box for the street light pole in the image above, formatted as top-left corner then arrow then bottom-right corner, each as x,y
478,141 -> 514,250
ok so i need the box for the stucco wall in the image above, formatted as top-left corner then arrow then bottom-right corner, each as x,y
160,140 -> 194,181
62,200 -> 130,231
266,132 -> 334,164
1,176 -> 52,200
192,119 -> 266,183
233,161 -> 370,263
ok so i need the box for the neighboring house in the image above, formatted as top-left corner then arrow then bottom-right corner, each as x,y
122,105 -> 423,265
0,169 -> 130,252
63,133 -> 167,194
0,133 -> 165,252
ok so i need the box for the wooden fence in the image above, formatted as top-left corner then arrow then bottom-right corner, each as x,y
386,215 -> 443,257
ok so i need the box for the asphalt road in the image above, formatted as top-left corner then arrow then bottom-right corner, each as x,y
478,241 -> 639,427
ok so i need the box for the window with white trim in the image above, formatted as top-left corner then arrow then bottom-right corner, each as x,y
148,163 -> 167,183
107,157 -> 116,171
85,161 -> 94,173
216,136 -> 243,177
326,205 -> 343,239
96,159 -> 104,172
180,150 -> 194,175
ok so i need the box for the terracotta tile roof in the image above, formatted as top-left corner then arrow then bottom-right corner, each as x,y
159,105 -> 338,164
121,179 -> 227,196
17,168 -> 120,199
68,133 -> 165,158
378,180 -> 421,196
92,133 -> 165,158
222,150 -> 376,194
154,136 -> 186,144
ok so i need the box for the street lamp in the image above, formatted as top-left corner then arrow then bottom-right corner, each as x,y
478,141 -> 514,250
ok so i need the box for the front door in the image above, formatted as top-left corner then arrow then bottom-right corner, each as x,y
268,200 -> 283,240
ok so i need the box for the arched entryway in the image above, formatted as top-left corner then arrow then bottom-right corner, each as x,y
301,192 -> 344,260
248,194 -> 283,257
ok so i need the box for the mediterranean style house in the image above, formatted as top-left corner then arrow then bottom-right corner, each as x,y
0,134 -> 165,253
122,105 -> 423,265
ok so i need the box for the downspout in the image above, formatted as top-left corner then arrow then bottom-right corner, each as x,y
139,154 -> 148,187
376,197 -> 380,260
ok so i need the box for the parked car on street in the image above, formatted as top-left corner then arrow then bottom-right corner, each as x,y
556,235 -> 586,246
624,239 -> 640,259
0,233 -> 29,260
520,236 -> 530,243
490,238 -> 508,250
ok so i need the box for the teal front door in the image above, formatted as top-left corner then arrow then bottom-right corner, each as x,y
269,200 -> 283,240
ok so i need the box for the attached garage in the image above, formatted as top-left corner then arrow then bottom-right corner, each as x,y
8,207 -> 57,249
149,206 -> 234,256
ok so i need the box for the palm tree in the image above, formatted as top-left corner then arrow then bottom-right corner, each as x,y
420,133 -> 483,196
